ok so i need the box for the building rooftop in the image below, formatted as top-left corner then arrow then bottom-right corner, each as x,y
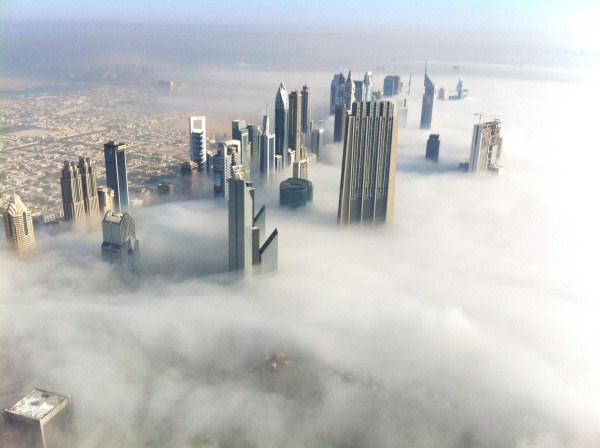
5,389 -> 68,421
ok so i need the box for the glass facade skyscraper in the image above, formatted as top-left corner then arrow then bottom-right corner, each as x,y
103,141 -> 129,212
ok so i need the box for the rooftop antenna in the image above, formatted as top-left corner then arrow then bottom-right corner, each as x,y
474,113 -> 498,124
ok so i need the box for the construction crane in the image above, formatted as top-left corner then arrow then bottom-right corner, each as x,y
474,113 -> 499,124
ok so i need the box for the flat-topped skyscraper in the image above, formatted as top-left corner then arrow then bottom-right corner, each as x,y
4,388 -> 74,448
338,101 -> 398,224
469,119 -> 503,172
420,66 -> 436,129
288,90 -> 303,159
189,116 -> 207,172
101,210 -> 140,270
3,192 -> 35,256
103,141 -> 129,212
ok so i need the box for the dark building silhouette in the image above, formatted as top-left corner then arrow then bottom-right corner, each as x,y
426,134 -> 440,162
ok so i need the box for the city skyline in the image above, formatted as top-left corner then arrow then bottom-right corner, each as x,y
1,15 -> 599,448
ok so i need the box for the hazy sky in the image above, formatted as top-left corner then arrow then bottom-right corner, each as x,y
1,0 -> 599,49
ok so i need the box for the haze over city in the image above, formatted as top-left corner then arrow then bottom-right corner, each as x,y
1,1 -> 599,447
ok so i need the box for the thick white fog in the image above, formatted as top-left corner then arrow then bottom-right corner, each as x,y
1,33 -> 600,447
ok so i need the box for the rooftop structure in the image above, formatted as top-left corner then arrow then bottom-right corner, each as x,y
4,388 -> 74,448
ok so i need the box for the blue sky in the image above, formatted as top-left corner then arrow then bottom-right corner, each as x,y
1,0 -> 598,49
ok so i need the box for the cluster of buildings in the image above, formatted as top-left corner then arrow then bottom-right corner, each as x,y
3,69 -> 504,276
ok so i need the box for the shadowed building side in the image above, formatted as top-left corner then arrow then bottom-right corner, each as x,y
3,192 -> 35,256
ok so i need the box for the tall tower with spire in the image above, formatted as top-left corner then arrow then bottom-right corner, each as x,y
420,65 -> 436,129
60,160 -> 86,222
344,71 -> 356,110
275,82 -> 290,166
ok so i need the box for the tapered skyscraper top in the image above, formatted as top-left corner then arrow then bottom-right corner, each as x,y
420,65 -> 436,129
3,192 -> 35,256
275,82 -> 290,166
338,101 -> 398,225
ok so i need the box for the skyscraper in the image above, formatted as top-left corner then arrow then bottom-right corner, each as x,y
260,122 -> 275,179
310,128 -> 324,157
213,140 -> 241,198
364,71 -> 373,102
232,120 -> 249,165
77,156 -> 100,217
288,90 -> 303,159
103,141 -> 129,212
101,210 -> 140,268
247,123 -> 262,167
397,99 -> 408,129
60,161 -> 86,222
280,177 -> 313,208
469,119 -> 503,172
426,134 -> 440,162
344,71 -> 356,110
3,192 -> 35,256
384,75 -> 401,97
228,171 -> 278,275
97,186 -> 114,214
275,82 -> 290,166
354,80 -> 364,102
338,101 -> 398,224
4,388 -> 74,448
419,67 -> 436,129
329,72 -> 346,115
301,84 -> 311,141
292,159 -> 308,180
189,116 -> 207,172
333,103 -> 347,143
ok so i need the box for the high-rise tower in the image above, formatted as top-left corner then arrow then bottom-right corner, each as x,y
103,141 -> 129,212
426,134 -> 440,162
338,101 -> 398,224
232,120 -> 249,166
228,171 -> 278,275
60,160 -> 86,222
189,116 -> 207,173
101,210 -> 140,269
3,192 -> 35,256
344,71 -> 356,110
78,157 -> 100,217
419,66 -> 436,129
288,90 -> 303,160
301,84 -> 312,139
330,72 -> 346,115
364,71 -> 373,102
275,82 -> 290,166
469,119 -> 503,172
213,140 -> 241,198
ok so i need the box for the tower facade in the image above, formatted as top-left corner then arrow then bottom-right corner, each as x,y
103,141 -> 129,212
364,71 -> 373,102
247,123 -> 262,167
288,90 -> 303,160
3,192 -> 35,256
275,82 -> 290,166
214,140 -> 241,198
228,172 -> 278,275
311,128 -> 324,157
329,72 -> 346,115
426,134 -> 440,162
97,186 -> 114,214
384,75 -> 401,97
4,388 -> 74,448
301,84 -> 312,138
77,157 -> 100,217
101,210 -> 140,268
189,116 -> 207,173
232,120 -> 249,166
344,71 -> 356,110
469,120 -> 503,172
419,67 -> 436,129
60,161 -> 86,222
338,101 -> 398,225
